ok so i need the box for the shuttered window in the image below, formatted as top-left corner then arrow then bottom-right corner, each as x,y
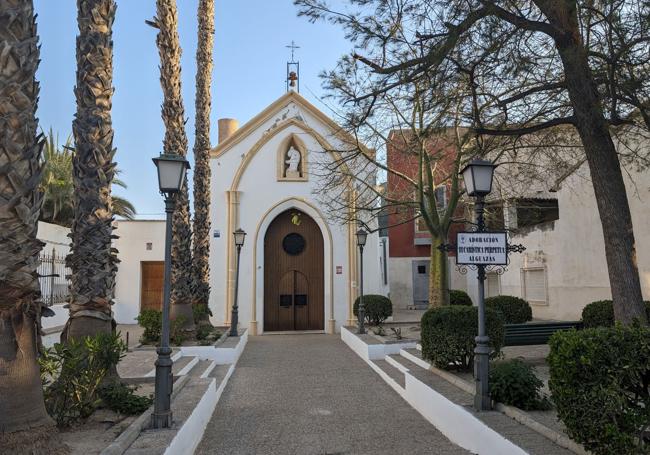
522,268 -> 547,304
486,273 -> 500,298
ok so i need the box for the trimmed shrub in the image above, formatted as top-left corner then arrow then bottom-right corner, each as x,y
39,333 -> 127,427
449,289 -> 473,306
420,305 -> 505,371
485,295 -> 532,324
548,325 -> 650,454
353,294 -> 393,325
99,382 -> 153,415
489,359 -> 550,410
581,299 -> 650,328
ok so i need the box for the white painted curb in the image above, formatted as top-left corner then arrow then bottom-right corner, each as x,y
164,365 -> 235,455
342,326 -> 526,455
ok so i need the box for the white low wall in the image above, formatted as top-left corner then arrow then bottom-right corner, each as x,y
42,304 -> 68,330
180,329 -> 249,365
340,326 -> 417,360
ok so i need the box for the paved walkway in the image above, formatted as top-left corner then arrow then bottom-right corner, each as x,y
196,335 -> 468,455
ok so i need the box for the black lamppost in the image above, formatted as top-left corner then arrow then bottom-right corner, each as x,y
356,228 -> 368,334
151,153 -> 190,428
229,228 -> 246,337
460,158 -> 496,412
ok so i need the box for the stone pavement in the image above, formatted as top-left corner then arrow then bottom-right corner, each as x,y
196,334 -> 469,455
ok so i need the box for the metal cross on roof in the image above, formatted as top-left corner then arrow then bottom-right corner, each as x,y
286,40 -> 300,63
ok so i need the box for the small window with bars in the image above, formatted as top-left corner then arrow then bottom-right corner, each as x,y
521,267 -> 547,304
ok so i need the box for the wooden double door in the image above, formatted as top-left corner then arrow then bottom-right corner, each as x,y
264,209 -> 324,331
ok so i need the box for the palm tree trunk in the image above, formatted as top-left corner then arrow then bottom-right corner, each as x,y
0,1 -> 65,450
63,0 -> 119,340
153,0 -> 195,332
192,0 -> 215,324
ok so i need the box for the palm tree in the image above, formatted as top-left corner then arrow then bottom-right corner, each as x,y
192,0 -> 215,324
150,0 -> 195,332
0,1 -> 63,449
63,0 -> 119,341
40,129 -> 136,226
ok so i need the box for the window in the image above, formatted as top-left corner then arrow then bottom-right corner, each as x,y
486,272 -> 500,298
515,198 -> 559,229
521,267 -> 547,304
485,202 -> 505,230
146,242 -> 152,251
417,265 -> 426,274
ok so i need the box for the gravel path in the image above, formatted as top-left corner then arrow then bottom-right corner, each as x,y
196,334 -> 469,455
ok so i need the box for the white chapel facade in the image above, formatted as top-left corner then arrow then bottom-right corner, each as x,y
208,91 -> 384,335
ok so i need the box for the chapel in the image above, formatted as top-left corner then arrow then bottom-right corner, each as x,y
207,78 -> 383,335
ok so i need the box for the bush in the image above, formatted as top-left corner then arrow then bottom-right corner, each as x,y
485,295 -> 532,324
98,382 -> 153,415
39,333 -> 126,427
136,309 -> 162,343
136,310 -> 188,345
449,289 -> 473,306
489,359 -> 550,410
353,294 -> 393,325
581,300 -> 650,328
420,305 -> 505,371
548,325 -> 650,454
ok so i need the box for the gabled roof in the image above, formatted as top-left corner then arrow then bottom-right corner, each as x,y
210,91 -> 370,158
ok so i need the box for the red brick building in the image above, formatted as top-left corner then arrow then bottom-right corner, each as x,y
384,130 -> 465,309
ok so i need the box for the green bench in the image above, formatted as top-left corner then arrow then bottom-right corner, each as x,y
504,321 -> 582,346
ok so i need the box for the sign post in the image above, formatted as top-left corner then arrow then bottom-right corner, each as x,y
438,210 -> 524,411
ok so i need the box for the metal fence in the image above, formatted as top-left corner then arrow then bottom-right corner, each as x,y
38,248 -> 71,306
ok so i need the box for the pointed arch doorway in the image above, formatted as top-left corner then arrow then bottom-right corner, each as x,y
264,209 -> 324,331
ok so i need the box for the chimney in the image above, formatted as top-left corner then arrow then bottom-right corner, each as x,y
218,118 -> 239,144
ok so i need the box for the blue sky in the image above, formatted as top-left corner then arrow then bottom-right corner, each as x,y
34,0 -> 352,218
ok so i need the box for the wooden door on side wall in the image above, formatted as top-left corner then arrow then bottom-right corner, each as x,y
264,209 -> 324,331
141,261 -> 164,312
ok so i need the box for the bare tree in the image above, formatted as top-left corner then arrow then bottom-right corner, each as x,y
296,0 -> 650,324
311,71 -> 485,307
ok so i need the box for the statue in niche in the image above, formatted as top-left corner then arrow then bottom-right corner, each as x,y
285,145 -> 302,178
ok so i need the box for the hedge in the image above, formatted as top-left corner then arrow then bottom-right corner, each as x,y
581,299 -> 650,328
353,294 -> 393,325
485,295 -> 533,324
449,289 -> 473,306
420,305 -> 505,371
548,325 -> 650,454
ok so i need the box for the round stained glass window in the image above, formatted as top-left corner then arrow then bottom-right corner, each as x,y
283,233 -> 305,255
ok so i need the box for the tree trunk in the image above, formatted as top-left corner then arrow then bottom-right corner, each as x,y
428,236 -> 449,308
0,1 -> 65,450
547,10 -> 647,325
154,0 -> 196,333
64,0 -> 119,340
191,0 -> 215,324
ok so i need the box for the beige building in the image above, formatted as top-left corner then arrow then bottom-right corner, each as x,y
463,159 -> 650,321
